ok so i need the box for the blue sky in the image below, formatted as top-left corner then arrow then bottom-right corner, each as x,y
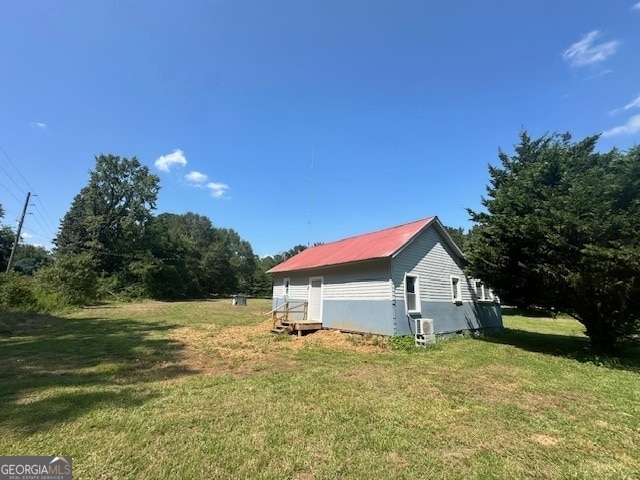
1,1 -> 640,257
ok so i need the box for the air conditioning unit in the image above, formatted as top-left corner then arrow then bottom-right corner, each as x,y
415,318 -> 436,347
415,318 -> 434,336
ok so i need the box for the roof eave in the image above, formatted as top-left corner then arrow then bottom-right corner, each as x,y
390,216 -> 465,261
267,256 -> 391,275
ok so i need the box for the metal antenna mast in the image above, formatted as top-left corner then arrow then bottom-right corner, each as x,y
308,145 -> 314,247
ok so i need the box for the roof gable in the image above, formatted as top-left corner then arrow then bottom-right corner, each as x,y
268,217 -> 438,274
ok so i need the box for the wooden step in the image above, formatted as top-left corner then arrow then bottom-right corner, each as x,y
271,325 -> 290,334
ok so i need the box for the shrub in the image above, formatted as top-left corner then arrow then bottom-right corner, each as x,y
0,273 -> 37,310
33,252 -> 97,307
388,334 -> 417,351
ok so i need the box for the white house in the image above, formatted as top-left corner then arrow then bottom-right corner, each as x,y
268,217 -> 502,336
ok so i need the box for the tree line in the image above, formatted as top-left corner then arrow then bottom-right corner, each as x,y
2,133 -> 639,352
0,154 -> 307,309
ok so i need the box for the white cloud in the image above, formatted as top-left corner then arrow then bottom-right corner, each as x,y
633,2 -> 640,10
20,231 -> 33,240
586,69 -> 612,80
610,94 -> 640,115
29,122 -> 47,130
602,114 -> 640,137
156,152 -> 228,198
155,149 -> 187,172
206,182 -> 229,198
185,170 -> 208,185
563,30 -> 619,67
622,94 -> 640,111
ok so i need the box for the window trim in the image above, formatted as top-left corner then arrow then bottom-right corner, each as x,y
451,275 -> 462,304
474,279 -> 494,302
283,277 -> 290,297
404,273 -> 421,315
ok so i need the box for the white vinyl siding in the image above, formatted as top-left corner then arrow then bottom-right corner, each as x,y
392,226 -> 472,303
272,260 -> 391,302
321,262 -> 391,301
273,276 -> 311,300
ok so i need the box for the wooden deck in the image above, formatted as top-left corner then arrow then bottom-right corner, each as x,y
273,319 -> 323,337
269,301 -> 322,336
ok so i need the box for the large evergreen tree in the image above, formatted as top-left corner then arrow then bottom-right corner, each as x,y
467,132 -> 640,352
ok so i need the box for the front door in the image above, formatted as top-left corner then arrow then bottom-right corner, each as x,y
308,276 -> 323,321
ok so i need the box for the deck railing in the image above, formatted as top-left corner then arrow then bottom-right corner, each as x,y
268,301 -> 308,325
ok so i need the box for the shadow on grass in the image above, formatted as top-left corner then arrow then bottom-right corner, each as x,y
500,307 -> 557,318
0,311 -> 195,434
479,328 -> 640,373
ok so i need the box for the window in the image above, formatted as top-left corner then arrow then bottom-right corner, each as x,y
474,280 -> 494,302
283,278 -> 290,297
404,274 -> 421,314
451,276 -> 462,303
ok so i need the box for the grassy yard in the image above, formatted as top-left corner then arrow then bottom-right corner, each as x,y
1,300 -> 639,479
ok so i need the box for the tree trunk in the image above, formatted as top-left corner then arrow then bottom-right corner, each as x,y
582,315 -> 617,354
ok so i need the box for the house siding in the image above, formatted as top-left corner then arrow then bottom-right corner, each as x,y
322,262 -> 390,301
392,227 -> 472,302
392,226 -> 502,335
271,221 -> 502,336
321,261 -> 392,334
272,276 -> 309,320
271,260 -> 393,332
394,300 -> 502,335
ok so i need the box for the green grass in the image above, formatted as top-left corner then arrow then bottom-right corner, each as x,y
1,300 -> 639,479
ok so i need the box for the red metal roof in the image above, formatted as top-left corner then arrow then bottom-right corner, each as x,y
268,217 -> 435,273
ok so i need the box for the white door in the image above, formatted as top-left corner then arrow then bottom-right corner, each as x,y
308,276 -> 323,321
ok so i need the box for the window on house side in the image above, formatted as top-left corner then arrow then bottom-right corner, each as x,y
405,275 -> 420,313
451,276 -> 461,303
284,278 -> 290,297
475,280 -> 485,300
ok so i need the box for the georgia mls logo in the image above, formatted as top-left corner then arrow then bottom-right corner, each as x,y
0,456 -> 72,480
49,457 -> 71,473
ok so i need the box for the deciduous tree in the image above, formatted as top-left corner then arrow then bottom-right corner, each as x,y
55,154 -> 160,276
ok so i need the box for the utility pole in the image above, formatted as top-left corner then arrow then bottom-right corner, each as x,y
5,191 -> 30,274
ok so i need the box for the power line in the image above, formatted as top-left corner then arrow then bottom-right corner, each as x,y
26,212 -> 53,241
69,243 -> 182,262
31,196 -> 58,235
0,145 -> 59,246
0,145 -> 35,193
0,179 -> 23,205
21,227 -> 50,241
0,160 -> 27,199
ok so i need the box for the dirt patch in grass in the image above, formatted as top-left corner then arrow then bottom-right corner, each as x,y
288,328 -> 386,353
530,434 -> 560,446
170,319 -> 387,377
